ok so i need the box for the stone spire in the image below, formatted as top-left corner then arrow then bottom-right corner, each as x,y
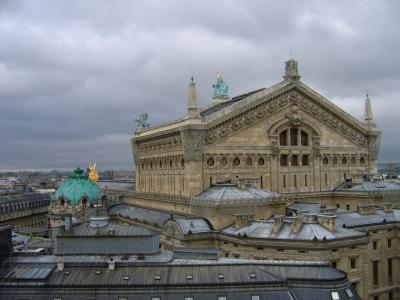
187,77 -> 199,118
364,94 -> 376,129
283,59 -> 301,81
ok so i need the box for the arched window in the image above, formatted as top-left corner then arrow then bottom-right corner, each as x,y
290,128 -> 298,146
279,130 -> 287,146
301,131 -> 308,146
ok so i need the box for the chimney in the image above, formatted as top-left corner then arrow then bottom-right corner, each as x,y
383,203 -> 393,213
359,204 -> 376,215
64,214 -> 72,232
108,257 -> 115,271
272,215 -> 284,233
317,214 -> 336,232
234,214 -> 254,229
57,262 -> 64,271
289,216 -> 303,233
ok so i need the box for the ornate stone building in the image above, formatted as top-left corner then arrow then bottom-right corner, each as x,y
132,59 -> 381,196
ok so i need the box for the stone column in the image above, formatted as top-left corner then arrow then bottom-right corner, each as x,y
181,125 -> 206,197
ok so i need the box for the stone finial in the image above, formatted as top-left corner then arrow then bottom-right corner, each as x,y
283,59 -> 301,81
187,77 -> 199,118
364,94 -> 376,129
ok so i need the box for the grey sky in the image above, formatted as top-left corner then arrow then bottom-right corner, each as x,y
0,0 -> 399,171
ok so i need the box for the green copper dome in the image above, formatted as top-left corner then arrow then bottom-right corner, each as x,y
55,168 -> 101,205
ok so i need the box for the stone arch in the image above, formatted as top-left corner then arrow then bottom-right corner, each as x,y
268,117 -> 322,138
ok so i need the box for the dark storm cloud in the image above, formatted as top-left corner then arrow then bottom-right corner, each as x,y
0,0 -> 399,171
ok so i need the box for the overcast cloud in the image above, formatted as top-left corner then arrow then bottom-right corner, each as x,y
0,0 -> 399,171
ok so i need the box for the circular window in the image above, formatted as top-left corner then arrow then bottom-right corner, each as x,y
360,157 -> 365,165
333,157 -> 338,165
342,157 -> 347,165
233,157 -> 241,167
258,157 -> 265,166
246,157 -> 253,166
207,157 -> 215,167
323,157 -> 329,165
220,157 -> 228,167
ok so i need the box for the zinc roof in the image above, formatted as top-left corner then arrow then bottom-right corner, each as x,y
192,184 -> 284,206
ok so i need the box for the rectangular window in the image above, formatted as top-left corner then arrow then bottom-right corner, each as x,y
388,258 -> 393,282
280,155 -> 288,166
373,241 -> 378,250
304,174 -> 308,187
346,204 -> 350,210
373,260 -> 379,286
302,154 -> 309,166
331,261 -> 337,268
301,131 -> 308,146
389,292 -> 393,300
283,175 -> 286,188
291,155 -> 298,166
290,128 -> 298,146
331,291 -> 340,300
280,130 -> 287,146
388,238 -> 392,248
325,173 -> 328,186
345,288 -> 353,298
350,257 -> 356,269
374,296 -> 379,300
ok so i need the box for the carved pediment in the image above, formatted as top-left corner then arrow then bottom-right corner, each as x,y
205,85 -> 368,147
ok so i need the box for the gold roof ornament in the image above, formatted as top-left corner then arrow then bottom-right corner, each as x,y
88,163 -> 99,182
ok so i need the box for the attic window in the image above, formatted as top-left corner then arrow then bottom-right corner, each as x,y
186,275 -> 193,280
249,273 -> 256,279
63,271 -> 71,275
154,275 -> 161,280
95,270 -> 102,275
331,291 -> 340,300
122,275 -> 130,281
218,274 -> 224,279
345,288 -> 354,298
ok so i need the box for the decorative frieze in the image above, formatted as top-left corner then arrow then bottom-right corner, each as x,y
205,90 -> 368,148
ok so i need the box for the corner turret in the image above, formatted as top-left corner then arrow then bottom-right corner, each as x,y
187,77 -> 200,118
364,94 -> 376,129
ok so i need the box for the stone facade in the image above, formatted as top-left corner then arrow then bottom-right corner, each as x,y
132,59 -> 381,196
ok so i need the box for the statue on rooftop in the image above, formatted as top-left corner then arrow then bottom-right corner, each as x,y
88,163 -> 99,182
136,113 -> 150,130
213,72 -> 229,98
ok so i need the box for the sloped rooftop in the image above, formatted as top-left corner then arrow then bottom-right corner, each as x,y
192,183 -> 285,206
71,221 -> 155,237
223,217 -> 364,241
336,180 -> 400,192
336,209 -> 400,228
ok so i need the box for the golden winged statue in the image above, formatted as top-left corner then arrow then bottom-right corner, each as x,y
88,162 -> 99,182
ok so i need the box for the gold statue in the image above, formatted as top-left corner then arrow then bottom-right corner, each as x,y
88,162 -> 99,182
